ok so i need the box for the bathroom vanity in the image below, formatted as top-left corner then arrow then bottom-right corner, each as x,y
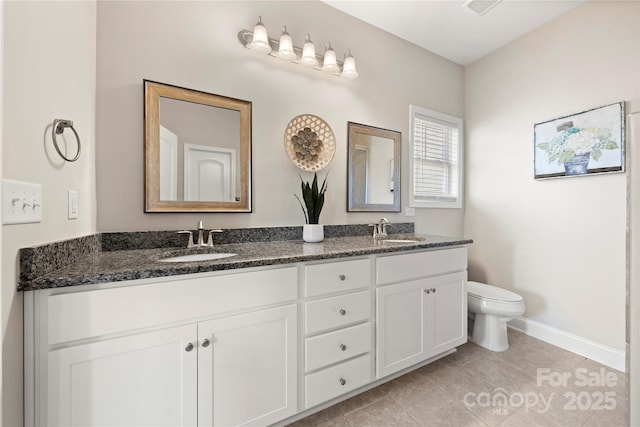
21,228 -> 471,427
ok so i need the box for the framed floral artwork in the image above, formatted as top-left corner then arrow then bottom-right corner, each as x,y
534,102 -> 625,179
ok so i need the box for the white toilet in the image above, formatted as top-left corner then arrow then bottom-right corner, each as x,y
467,281 -> 525,352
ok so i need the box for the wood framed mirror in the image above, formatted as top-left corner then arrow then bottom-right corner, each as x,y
347,122 -> 401,212
144,80 -> 252,212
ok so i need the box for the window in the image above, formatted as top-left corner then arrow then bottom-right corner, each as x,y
409,105 -> 463,208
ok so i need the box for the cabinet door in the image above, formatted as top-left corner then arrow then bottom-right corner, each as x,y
427,272 -> 467,357
376,280 -> 427,378
198,304 -> 297,427
47,324 -> 197,427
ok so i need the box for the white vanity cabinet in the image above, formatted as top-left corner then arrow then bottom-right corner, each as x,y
25,243 -> 471,427
25,266 -> 298,427
48,324 -> 198,426
302,258 -> 374,409
197,305 -> 297,427
375,247 -> 468,378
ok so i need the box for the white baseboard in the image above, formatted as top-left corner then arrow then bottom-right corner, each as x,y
508,317 -> 626,372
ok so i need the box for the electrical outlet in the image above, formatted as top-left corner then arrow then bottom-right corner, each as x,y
2,179 -> 43,224
68,190 -> 78,219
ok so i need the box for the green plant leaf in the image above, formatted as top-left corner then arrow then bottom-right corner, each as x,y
537,143 -> 549,150
604,141 -> 618,150
592,149 -> 602,161
558,151 -> 575,165
296,172 -> 328,225
294,194 -> 309,224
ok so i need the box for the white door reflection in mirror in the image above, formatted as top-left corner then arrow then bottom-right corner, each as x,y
184,144 -> 236,202
159,126 -> 178,201
353,145 -> 369,205
368,136 -> 394,204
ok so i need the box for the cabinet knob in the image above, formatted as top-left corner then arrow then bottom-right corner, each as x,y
202,339 -> 210,348
185,343 -> 194,352
338,274 -> 346,281
431,288 -> 436,293
424,289 -> 430,294
339,344 -> 347,351
339,378 -> 346,386
339,309 -> 347,316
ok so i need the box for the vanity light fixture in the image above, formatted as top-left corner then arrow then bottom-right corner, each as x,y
277,26 -> 297,60
300,34 -> 319,67
321,42 -> 340,73
238,17 -> 359,80
246,16 -> 272,54
341,49 -> 359,80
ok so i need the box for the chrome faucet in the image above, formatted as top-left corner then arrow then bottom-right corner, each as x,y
178,221 -> 223,248
369,217 -> 390,239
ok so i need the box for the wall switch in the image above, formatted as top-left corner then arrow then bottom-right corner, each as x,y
2,179 -> 43,224
404,207 -> 416,217
68,190 -> 78,219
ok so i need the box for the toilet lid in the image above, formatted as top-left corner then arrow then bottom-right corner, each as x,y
468,281 -> 523,303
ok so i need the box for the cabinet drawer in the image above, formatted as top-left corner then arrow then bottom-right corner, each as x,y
47,267 -> 298,345
305,291 -> 371,335
376,247 -> 467,285
305,323 -> 372,372
305,258 -> 371,297
305,354 -> 372,408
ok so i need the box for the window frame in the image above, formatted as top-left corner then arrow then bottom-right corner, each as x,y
409,105 -> 464,209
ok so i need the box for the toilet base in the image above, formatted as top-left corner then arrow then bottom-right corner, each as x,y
470,313 -> 510,352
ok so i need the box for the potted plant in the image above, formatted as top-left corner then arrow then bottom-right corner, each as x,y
295,172 -> 327,242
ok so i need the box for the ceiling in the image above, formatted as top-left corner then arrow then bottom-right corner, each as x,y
323,0 -> 586,65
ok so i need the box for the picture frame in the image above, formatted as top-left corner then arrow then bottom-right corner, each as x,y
534,102 -> 625,179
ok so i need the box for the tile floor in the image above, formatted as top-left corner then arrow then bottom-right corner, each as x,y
289,329 -> 627,427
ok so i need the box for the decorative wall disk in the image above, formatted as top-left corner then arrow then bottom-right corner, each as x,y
284,114 -> 335,171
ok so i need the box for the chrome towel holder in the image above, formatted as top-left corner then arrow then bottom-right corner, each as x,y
52,119 -> 81,162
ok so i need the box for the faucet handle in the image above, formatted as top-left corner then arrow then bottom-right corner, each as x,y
380,223 -> 389,237
177,230 -> 195,248
368,224 -> 379,238
206,229 -> 223,246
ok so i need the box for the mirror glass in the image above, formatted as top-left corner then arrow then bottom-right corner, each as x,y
347,122 -> 401,212
145,80 -> 252,212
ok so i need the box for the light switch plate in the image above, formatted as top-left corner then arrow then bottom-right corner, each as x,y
68,190 -> 78,219
2,179 -> 42,224
404,207 -> 416,217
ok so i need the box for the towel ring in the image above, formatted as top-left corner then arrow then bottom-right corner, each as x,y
52,119 -> 81,162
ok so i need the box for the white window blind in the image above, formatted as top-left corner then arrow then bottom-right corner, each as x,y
410,105 -> 463,208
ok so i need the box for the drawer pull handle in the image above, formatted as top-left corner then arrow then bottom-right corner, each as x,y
339,344 -> 347,351
185,343 -> 194,352
202,339 -> 210,348
339,378 -> 346,386
338,274 -> 346,281
339,309 -> 347,316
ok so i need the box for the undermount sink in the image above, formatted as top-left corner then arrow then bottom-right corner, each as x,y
159,253 -> 238,263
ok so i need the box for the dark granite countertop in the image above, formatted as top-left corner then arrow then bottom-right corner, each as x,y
18,225 -> 472,291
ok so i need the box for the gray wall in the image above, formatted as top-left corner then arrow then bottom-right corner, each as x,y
3,2 -> 97,425
95,1 -> 465,233
465,1 -> 639,353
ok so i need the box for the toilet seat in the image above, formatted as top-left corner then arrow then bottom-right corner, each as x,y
467,281 -> 523,303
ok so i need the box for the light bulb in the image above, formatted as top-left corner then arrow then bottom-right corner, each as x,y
300,34 -> 318,67
321,42 -> 339,73
341,49 -> 358,79
277,26 -> 297,60
247,16 -> 271,54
